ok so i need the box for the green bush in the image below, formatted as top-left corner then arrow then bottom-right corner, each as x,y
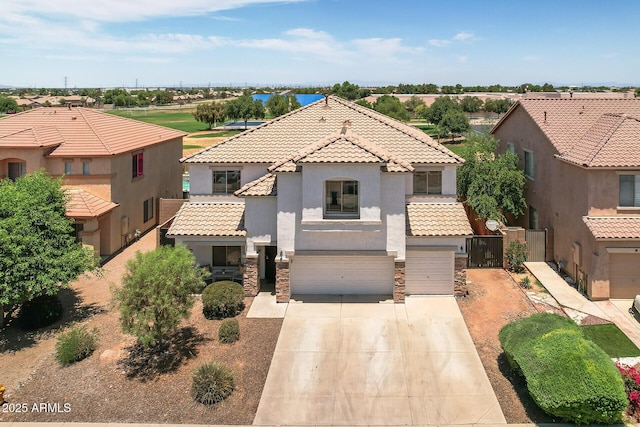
191,362 -> 234,405
505,240 -> 528,273
499,313 -> 627,424
519,276 -> 531,289
202,281 -> 245,319
17,294 -> 63,331
218,319 -> 240,343
55,325 -> 98,365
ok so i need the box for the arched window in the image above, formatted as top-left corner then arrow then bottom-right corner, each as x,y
325,180 -> 359,218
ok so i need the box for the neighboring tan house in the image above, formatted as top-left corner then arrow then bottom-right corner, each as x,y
0,107 -> 184,257
168,96 -> 472,302
492,98 -> 640,299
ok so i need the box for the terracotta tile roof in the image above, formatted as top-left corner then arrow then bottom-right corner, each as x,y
183,96 -> 462,166
493,98 -> 640,154
583,216 -> 640,239
0,107 -> 185,157
0,126 -> 65,148
166,203 -> 246,237
235,173 -> 277,197
406,203 -> 473,237
65,188 -> 119,218
558,114 -> 640,167
268,128 -> 413,173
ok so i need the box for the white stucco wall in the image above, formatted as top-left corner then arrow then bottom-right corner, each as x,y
407,236 -> 468,254
382,173 -> 407,259
276,173 -> 301,257
245,197 -> 277,254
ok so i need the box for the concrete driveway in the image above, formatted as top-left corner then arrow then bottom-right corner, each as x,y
253,295 -> 505,426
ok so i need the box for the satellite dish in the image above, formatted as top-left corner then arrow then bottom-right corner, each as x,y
486,219 -> 499,231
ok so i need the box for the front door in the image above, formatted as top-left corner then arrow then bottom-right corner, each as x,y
265,246 -> 277,282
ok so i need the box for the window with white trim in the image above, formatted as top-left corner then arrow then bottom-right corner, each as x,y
213,170 -> 241,194
619,175 -> 640,207
413,171 -> 442,195
325,180 -> 359,218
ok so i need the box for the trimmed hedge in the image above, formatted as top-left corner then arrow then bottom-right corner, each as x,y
218,318 -> 240,343
202,281 -> 245,319
499,313 -> 627,424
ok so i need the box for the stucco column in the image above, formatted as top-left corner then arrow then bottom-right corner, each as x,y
275,259 -> 290,303
243,254 -> 259,297
394,260 -> 405,302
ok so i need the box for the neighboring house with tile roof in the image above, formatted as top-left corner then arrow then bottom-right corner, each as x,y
0,107 -> 184,257
492,98 -> 640,299
168,96 -> 472,302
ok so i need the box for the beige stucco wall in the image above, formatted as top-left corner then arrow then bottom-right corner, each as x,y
0,148 -> 48,178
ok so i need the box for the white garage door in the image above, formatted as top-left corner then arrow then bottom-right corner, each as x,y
405,249 -> 454,295
610,254 -> 640,298
290,256 -> 394,295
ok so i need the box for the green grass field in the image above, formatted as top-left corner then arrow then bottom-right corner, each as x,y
189,130 -> 242,138
108,108 -> 209,133
442,142 -> 467,156
582,323 -> 640,357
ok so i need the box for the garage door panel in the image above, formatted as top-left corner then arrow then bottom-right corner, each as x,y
405,250 -> 454,295
290,256 -> 394,295
610,254 -> 640,299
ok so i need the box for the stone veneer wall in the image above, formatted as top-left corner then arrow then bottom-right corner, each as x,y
243,255 -> 259,296
275,260 -> 290,303
394,260 -> 405,302
454,254 -> 467,296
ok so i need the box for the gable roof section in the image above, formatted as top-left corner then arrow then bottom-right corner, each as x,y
406,203 -> 473,237
492,98 -> 640,155
583,216 -> 640,240
0,107 -> 185,157
65,188 -> 119,218
182,96 -> 462,165
166,203 -> 246,237
558,114 -> 640,167
0,126 -> 66,148
235,173 -> 277,197
268,128 -> 413,173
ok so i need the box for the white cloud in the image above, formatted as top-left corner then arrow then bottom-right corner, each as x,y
3,0 -> 305,23
429,39 -> 451,47
453,32 -> 475,41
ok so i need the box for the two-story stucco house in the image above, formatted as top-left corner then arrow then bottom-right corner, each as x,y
168,96 -> 472,302
0,107 -> 184,257
492,98 -> 640,299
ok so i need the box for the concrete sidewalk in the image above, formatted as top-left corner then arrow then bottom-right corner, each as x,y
526,261 -> 640,349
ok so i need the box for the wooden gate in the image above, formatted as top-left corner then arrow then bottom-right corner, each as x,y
525,229 -> 546,262
467,236 -> 503,268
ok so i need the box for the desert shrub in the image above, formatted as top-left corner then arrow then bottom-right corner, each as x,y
55,325 -> 98,365
505,240 -> 528,273
17,294 -> 63,331
191,362 -> 234,405
519,275 -> 531,289
617,363 -> 640,420
202,281 -> 245,319
500,313 -> 627,424
218,318 -> 240,343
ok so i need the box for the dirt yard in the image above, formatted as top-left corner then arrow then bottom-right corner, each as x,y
457,269 -> 554,423
0,232 -> 282,424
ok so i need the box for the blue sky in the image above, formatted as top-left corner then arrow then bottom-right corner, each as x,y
1,0 -> 638,88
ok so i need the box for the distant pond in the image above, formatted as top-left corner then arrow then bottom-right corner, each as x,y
252,93 -> 324,106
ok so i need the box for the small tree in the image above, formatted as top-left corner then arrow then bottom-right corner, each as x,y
114,245 -> 206,348
439,109 -> 470,140
505,241 -> 528,273
225,93 -> 265,129
192,102 -> 226,130
460,96 -> 483,116
0,170 -> 97,324
0,95 -> 18,113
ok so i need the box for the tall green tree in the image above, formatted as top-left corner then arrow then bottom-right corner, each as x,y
0,170 -> 97,323
225,94 -> 265,129
114,245 -> 206,348
457,133 -> 526,222
460,96 -> 483,115
0,95 -> 19,113
425,96 -> 461,125
439,109 -> 471,139
403,95 -> 426,113
373,95 -> 410,121
484,98 -> 514,116
331,81 -> 360,100
192,101 -> 226,130
265,94 -> 301,117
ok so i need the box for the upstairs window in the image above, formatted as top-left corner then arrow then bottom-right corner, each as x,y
132,152 -> 144,178
82,161 -> 91,176
213,170 -> 241,194
524,150 -> 534,179
64,161 -> 72,175
325,180 -> 359,218
620,175 -> 640,207
413,171 -> 442,195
